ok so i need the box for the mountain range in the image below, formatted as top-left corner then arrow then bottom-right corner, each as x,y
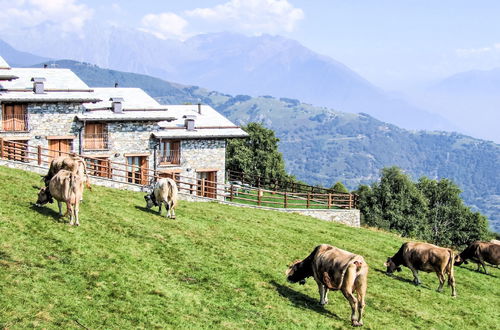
22,59 -> 499,233
1,26 -> 453,132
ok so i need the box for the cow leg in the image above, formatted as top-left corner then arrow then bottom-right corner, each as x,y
448,271 -> 456,297
342,266 -> 361,326
478,256 -> 488,274
409,266 -> 421,285
74,202 -> 80,226
165,202 -> 171,218
436,272 -> 445,292
342,286 -> 359,326
57,201 -> 63,216
158,203 -> 162,216
169,202 -> 176,219
317,282 -> 328,305
67,203 -> 75,225
354,273 -> 367,327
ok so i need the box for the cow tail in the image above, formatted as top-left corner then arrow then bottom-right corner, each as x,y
447,249 -> 454,287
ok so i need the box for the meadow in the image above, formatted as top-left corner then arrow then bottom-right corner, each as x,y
0,166 -> 498,329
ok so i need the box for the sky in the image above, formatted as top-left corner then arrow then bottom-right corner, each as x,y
1,0 -> 499,90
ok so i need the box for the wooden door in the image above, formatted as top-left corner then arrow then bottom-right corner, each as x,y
127,156 -> 148,185
197,171 -> 217,198
48,139 -> 72,160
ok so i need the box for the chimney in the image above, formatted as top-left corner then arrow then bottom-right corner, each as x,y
110,97 -> 124,113
197,103 -> 202,114
184,115 -> 196,131
31,77 -> 46,94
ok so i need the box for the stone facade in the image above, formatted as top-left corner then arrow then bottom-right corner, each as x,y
0,102 -> 84,153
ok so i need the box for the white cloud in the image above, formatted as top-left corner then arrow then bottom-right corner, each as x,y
456,43 -> 500,57
139,0 -> 304,40
0,0 -> 93,34
139,12 -> 189,40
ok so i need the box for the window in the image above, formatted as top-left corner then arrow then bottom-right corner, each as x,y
127,156 -> 148,185
159,140 -> 180,165
2,104 -> 27,131
84,123 -> 108,150
87,157 -> 111,178
2,140 -> 28,162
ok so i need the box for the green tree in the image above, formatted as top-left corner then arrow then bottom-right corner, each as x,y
417,177 -> 489,246
331,181 -> 349,193
226,122 -> 290,185
370,167 -> 428,237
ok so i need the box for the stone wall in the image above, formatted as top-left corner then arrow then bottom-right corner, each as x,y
0,102 -> 84,156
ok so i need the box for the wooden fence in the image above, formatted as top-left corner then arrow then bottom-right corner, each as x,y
0,138 -> 358,209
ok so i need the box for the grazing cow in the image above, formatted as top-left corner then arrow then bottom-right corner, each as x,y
36,170 -> 83,226
44,155 -> 91,190
385,242 -> 456,297
144,178 -> 178,219
286,244 -> 368,327
454,241 -> 500,274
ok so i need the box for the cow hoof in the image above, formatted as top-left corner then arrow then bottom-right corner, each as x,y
352,321 -> 363,327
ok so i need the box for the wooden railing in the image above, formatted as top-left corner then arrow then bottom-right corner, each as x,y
0,139 -> 358,209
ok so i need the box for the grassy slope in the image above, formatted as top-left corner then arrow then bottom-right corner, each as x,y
0,166 -> 498,329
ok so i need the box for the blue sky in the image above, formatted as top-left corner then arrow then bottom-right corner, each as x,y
1,0 -> 499,90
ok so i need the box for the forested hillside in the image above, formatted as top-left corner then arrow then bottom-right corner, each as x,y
36,61 -> 499,232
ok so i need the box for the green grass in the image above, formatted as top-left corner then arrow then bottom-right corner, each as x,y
0,165 -> 498,329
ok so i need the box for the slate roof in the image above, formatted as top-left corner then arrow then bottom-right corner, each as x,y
83,88 -> 166,110
0,56 -> 10,70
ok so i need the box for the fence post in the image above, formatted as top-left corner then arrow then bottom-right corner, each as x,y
284,192 -> 288,208
307,193 -> 310,208
328,193 -> 332,209
230,184 -> 234,202
349,193 -> 353,209
257,189 -> 262,206
37,145 -> 42,165
0,138 -> 3,159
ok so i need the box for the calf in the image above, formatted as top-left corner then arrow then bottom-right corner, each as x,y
455,241 -> 500,274
144,178 -> 178,219
286,244 -> 369,327
36,170 -> 84,226
385,242 -> 456,297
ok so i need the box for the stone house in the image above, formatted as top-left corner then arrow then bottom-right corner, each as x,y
0,56 -> 247,197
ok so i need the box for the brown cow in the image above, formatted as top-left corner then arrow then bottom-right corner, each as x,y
44,155 -> 91,190
454,241 -> 500,274
385,242 -> 456,297
286,244 -> 368,327
36,170 -> 83,226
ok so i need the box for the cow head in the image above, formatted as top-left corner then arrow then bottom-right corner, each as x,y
384,257 -> 402,274
285,260 -> 307,285
454,254 -> 468,266
35,187 -> 54,206
144,193 -> 158,209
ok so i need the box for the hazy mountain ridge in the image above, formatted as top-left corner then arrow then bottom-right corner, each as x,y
38,60 -> 499,232
1,28 -> 452,132
409,68 -> 500,143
